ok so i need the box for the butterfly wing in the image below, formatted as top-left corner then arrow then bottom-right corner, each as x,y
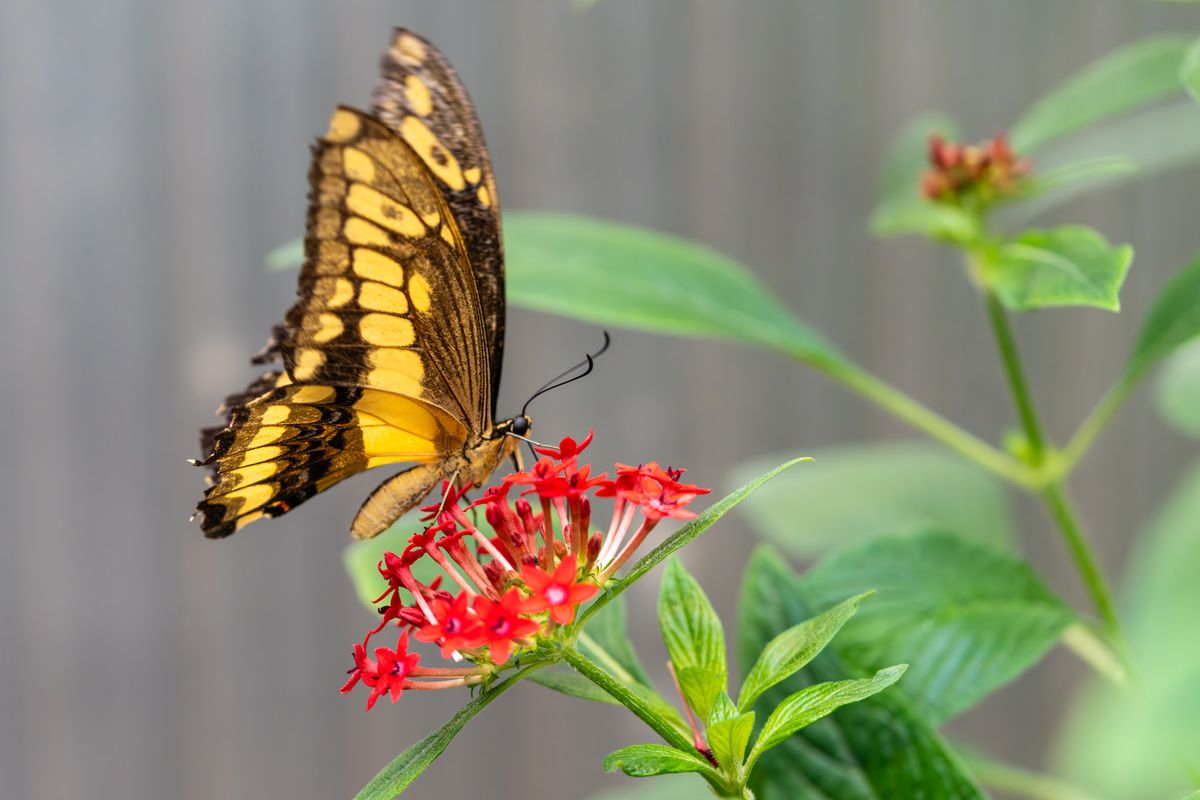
373,28 -> 505,414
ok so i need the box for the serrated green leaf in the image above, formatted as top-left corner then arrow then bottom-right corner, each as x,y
1011,34 -> 1191,152
731,442 -> 1012,556
707,711 -> 756,769
748,666 -> 907,769
1129,254 -> 1200,378
581,593 -> 653,686
1155,339 -> 1200,438
658,559 -> 726,719
869,199 -> 979,243
354,664 -> 542,799
506,212 -> 841,364
878,112 -> 961,201
984,226 -> 1132,312
528,668 -> 620,705
1056,459 -> 1200,799
802,532 -> 1074,723
739,546 -> 985,799
603,744 -> 720,780
737,591 -> 868,713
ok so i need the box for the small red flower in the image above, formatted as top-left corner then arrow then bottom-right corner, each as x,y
414,592 -> 484,657
920,131 -> 1031,206
534,430 -> 594,461
473,589 -> 540,664
341,632 -> 422,710
520,554 -> 600,624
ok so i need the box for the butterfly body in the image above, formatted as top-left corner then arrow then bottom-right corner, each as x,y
195,30 -> 519,540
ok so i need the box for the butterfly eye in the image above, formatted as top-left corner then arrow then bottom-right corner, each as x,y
511,416 -> 531,437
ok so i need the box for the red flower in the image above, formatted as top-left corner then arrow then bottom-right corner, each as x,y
473,589 -> 540,664
414,592 -> 484,657
341,632 -> 422,710
920,131 -> 1031,207
520,555 -> 600,624
534,430 -> 594,461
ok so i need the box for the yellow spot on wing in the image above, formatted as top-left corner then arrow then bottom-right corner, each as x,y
464,167 -> 482,184
248,426 -> 292,449
225,461 -> 280,489
405,74 -> 434,117
409,273 -> 432,313
361,426 -> 441,460
395,32 -> 427,62
359,282 -> 409,314
366,349 -> 425,397
343,148 -> 377,183
476,185 -> 492,209
260,406 -> 291,426
439,225 -> 455,246
359,313 -> 415,346
224,483 -> 274,512
310,312 -> 344,343
399,116 -> 466,190
353,249 -> 405,286
293,348 -> 325,380
346,183 -> 425,238
234,445 -> 285,467
344,217 -> 392,248
326,109 -> 361,143
291,385 -> 336,404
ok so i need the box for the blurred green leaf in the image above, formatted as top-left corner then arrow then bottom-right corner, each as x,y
706,711 -> 756,769
1183,36 -> 1200,104
983,226 -> 1132,313
739,546 -> 985,799
737,591 -> 869,712
505,213 -> 841,363
878,112 -> 961,201
266,238 -> 303,271
869,199 -> 980,243
1011,34 -> 1191,152
802,532 -> 1075,723
731,442 -> 1012,557
584,776 -> 697,800
658,559 -> 727,720
528,668 -> 619,705
1130,254 -> 1200,378
342,511 -> 436,611
747,666 -> 907,769
1056,460 -> 1200,799
1009,101 -> 1200,221
603,744 -> 721,780
582,593 -> 654,686
1155,339 -> 1200,438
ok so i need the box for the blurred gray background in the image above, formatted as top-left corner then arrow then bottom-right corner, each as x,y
2,1 -> 1197,798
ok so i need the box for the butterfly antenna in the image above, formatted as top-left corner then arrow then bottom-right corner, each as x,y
520,331 -> 611,418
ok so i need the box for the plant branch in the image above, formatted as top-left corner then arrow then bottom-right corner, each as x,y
984,290 -> 1048,463
1059,371 -> 1138,475
1041,483 -> 1122,641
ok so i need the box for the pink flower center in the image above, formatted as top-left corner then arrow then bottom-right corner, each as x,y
491,618 -> 512,637
545,585 -> 568,605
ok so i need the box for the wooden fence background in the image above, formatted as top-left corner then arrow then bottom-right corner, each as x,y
1,1 -> 1196,797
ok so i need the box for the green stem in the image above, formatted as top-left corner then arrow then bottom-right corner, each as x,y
984,290 -> 1047,463
1041,483 -> 1122,639
811,356 -> 1038,487
562,646 -> 696,753
1059,372 -> 1138,475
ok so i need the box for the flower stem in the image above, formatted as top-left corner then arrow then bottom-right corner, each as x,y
984,290 -> 1047,463
812,355 -> 1038,487
562,646 -> 695,753
1058,372 -> 1137,475
1040,483 -> 1122,639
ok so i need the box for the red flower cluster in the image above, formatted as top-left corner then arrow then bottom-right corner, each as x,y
341,432 -> 710,709
920,132 -> 1031,207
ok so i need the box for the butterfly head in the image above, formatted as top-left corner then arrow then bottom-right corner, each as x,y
510,415 -> 532,437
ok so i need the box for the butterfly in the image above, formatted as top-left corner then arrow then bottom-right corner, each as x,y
194,29 -> 530,540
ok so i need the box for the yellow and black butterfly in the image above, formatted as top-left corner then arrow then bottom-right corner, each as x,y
194,29 -> 530,540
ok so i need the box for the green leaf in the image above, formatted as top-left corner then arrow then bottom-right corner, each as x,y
1008,101 -> 1200,222
505,212 -> 841,364
878,112 -> 961,201
738,546 -> 985,799
731,442 -> 1012,556
658,559 -> 726,719
1011,34 -> 1191,152
707,691 -> 739,725
869,199 -> 980,244
802,532 -> 1074,723
266,238 -> 303,271
581,593 -> 653,686
578,457 -> 810,630
603,744 -> 721,781
528,668 -> 619,705
737,591 -> 869,712
354,664 -> 542,799
1056,459 -> 1200,799
1155,339 -> 1200,438
1182,36 -> 1200,104
984,226 -> 1132,313
748,666 -> 907,768
1129,254 -> 1200,378
706,711 -> 756,769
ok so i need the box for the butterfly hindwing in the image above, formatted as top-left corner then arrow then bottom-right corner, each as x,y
373,28 -> 505,413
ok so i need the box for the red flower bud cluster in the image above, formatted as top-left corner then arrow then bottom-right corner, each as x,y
920,132 -> 1031,207
341,432 -> 711,709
